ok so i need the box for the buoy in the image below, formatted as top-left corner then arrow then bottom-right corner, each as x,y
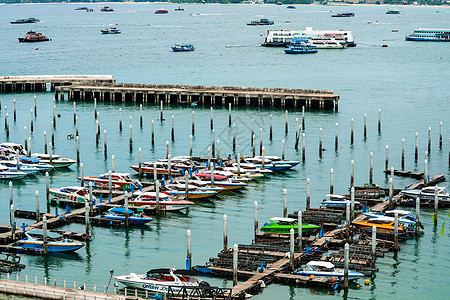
35,47 -> 38,50
331,277 -> 335,282
382,44 -> 388,47
357,284 -> 360,288
365,279 -> 370,285
309,275 -> 315,279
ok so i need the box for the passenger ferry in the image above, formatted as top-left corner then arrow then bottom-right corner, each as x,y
262,27 -> 356,48
405,28 -> 450,41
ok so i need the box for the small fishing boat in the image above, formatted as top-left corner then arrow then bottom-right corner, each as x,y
115,267 -> 209,293
331,12 -> 355,17
172,43 -> 195,52
285,38 -> 318,54
261,217 -> 320,234
79,173 -> 142,191
101,27 -> 121,34
75,7 -> 89,10
0,161 -> 40,175
247,18 -> 274,26
0,165 -> 27,180
100,6 -> 113,12
129,192 -> 195,211
164,184 -> 218,199
401,186 -> 450,202
10,18 -> 40,24
286,5 -> 296,9
31,153 -> 76,168
131,162 -> 183,176
351,218 -> 408,235
297,261 -> 364,281
155,9 -> 168,14
175,6 -> 184,11
386,9 -> 400,14
16,230 -> 85,253
49,186 -> 95,203
18,30 -> 50,43
104,207 -> 153,225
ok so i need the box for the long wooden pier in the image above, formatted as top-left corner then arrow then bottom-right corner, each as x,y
0,75 -> 116,93
55,83 -> 340,110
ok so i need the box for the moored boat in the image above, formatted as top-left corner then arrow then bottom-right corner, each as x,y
297,261 -> 364,281
320,194 -> 363,210
247,18 -> 274,26
406,28 -> 450,41
155,9 -> 168,14
131,162 -> 183,176
16,230 -> 84,253
115,268 -> 209,293
0,143 -> 28,156
104,207 -> 153,225
386,9 -> 400,14
79,173 -> 142,191
286,5 -> 296,9
172,43 -> 195,52
284,38 -> 318,54
129,192 -> 195,211
400,186 -> 450,202
352,218 -> 408,235
0,165 -> 27,180
194,173 -> 247,190
10,18 -> 40,24
100,6 -> 113,12
31,153 -> 76,168
101,27 -> 121,34
164,183 -> 218,199
331,12 -> 354,17
0,161 -> 39,175
18,30 -> 50,43
261,217 -> 320,234
49,186 -> 95,203
18,157 -> 53,172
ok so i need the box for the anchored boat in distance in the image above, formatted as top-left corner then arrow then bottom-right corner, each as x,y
405,28 -> 450,41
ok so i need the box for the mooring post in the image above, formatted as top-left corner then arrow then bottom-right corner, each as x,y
186,229 -> 192,270
34,95 -> 37,117
211,164 -> 215,186
389,177 -> 394,210
262,146 -> 265,169
394,212 -> 399,250
75,136 -> 80,163
51,121 -> 55,146
424,159 -> 428,186
383,145 -> 388,172
378,109 -> 381,134
184,171 -> 189,200
289,228 -> 295,271
30,110 -> 33,132
269,114 -> 273,140
75,116 -> 79,137
350,118 -> 354,145
52,104 -> 56,128
330,168 -> 334,194
282,139 -> 285,160
140,104 -> 143,128
5,112 -> 9,138
124,191 -> 129,227
302,133 -> 306,163
223,214 -> 228,252
155,180 -> 160,212
35,191 -> 40,222
119,108 -> 122,131
171,115 -> 174,141
48,142 -> 53,165
372,225 -> 377,263
294,124 -> 300,150
346,201 -> 350,238
232,244 -> 238,286
251,119 -> 254,144
191,111 -> 195,136
343,243 -> 349,288
189,135 -> 193,157
369,152 -> 373,184
153,162 -> 157,181
45,172 -> 49,203
112,155 -> 115,173
160,101 -> 163,122
129,124 -> 133,152
439,122 -> 443,149
237,153 -> 241,175
88,182 -> 93,213
228,103 -> 232,126
212,129 -> 216,157
42,215 -> 48,255
80,163 -> 84,187
259,128 -> 263,155
24,126 -> 28,152
364,113 -> 367,139
108,170 -> 112,200
9,181 -> 13,206
350,160 -> 354,188
254,201 -> 258,239
233,124 -> 236,151
297,211 -> 302,251
28,137 -> 31,157
283,189 -> 288,218
302,106 -> 305,130
210,107 -> 214,131
319,128 -> 323,157
428,127 -> 432,154
10,204 -> 15,241
350,187 -> 355,220
335,123 -> 338,150
306,178 -> 310,210
168,154 -> 172,178
84,201 -> 90,239
415,197 -> 420,235
434,185 -> 439,224
13,99 -> 16,122
217,140 -> 221,160
16,150 -> 20,171
93,98 -> 97,119
151,120 -> 155,146
73,102 -> 76,124
138,148 -> 142,178
415,132 -> 419,162
103,130 -> 107,157
95,120 -> 99,146
285,110 -> 288,135
252,134 -> 255,157
401,138 -> 405,170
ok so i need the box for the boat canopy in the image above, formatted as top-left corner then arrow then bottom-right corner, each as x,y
27,229 -> 61,239
20,157 -> 40,163
146,268 -> 198,276
109,207 -> 135,215
307,261 -> 335,269
325,194 -> 346,199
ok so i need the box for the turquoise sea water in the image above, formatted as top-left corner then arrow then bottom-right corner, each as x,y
0,3 -> 450,299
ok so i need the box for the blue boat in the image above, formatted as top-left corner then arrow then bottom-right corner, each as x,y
104,207 -> 153,225
297,261 -> 364,281
172,43 -> 195,52
16,230 -> 85,253
406,28 -> 450,41
284,39 -> 318,54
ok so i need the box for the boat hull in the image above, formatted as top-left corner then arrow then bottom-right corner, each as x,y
16,241 -> 84,252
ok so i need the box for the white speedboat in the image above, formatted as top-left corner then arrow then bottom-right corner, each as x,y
16,230 -> 85,253
131,161 -> 183,176
115,268 -> 209,293
49,186 -> 95,203
0,165 -> 27,180
401,186 -> 450,201
320,194 -> 363,210
0,142 -> 28,156
0,161 -> 40,175
164,183 -> 218,199
80,172 -> 142,191
296,261 -> 364,281
31,153 -> 76,168
129,192 -> 195,211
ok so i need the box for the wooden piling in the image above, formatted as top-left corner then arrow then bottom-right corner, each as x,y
439,122 -> 443,149
187,229 -> 192,270
343,243 -> 349,288
75,116 -> 79,137
335,123 -> 338,150
350,160 -> 354,188
76,136 -> 80,163
364,113 -> 367,139
282,139 -> 285,160
5,113 -> 9,138
385,145 -> 389,172
119,108 -> 122,131
80,163 -> 84,187
306,178 -> 310,210
330,168 -> 334,194
223,214 -> 228,252
319,128 -> 322,157
415,132 -> 418,162
84,202 -> 90,239
10,204 -> 15,241
428,127 -> 431,154
415,197 -> 420,235
73,102 -> 76,124
302,133 -> 306,163
285,110 -> 288,135
51,121 -> 55,146
30,110 -> 33,132
42,215 -> 48,255
232,244 -> 238,286
28,137 -> 31,157
212,129 -> 216,157
228,103 -> 232,126
153,162 -> 157,181
124,192 -> 129,227
16,150 -> 21,171
424,159 -> 428,186
289,228 -> 294,271
112,155 -> 115,173
192,111 -> 195,136
389,177 -> 393,210
171,115 -> 174,141
369,152 -> 373,184
35,191 -> 40,221
140,104 -> 143,128
9,181 -> 13,206
251,119 -> 254,144
237,153 -> 240,175
269,114 -> 273,140
297,211 -> 302,251
394,212 -> 399,250
259,128 -> 263,156
346,201 -> 350,237
294,124 -> 300,150
210,107 -> 214,131
378,109 -> 381,134
94,98 -> 97,119
189,135 -> 193,156
24,126 -> 28,152
302,106 -> 305,130
104,130 -> 107,157
233,124 -> 236,152
129,124 -> 133,152
283,189 -> 287,218
401,138 -> 405,170
52,104 -> 56,128
351,118 -> 354,145
168,154 -> 172,177
160,101 -> 163,122
371,225 -> 377,263
34,95 -> 37,117
13,99 -> 16,122
350,187 -> 355,220
254,201 -> 258,239
434,185 -> 439,224
252,134 -> 255,157
49,143 -> 53,165
95,120 -> 99,146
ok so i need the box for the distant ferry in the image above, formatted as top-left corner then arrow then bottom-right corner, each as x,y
386,9 -> 400,14
405,28 -> 450,41
262,27 -> 356,47
331,12 -> 354,17
247,18 -> 274,26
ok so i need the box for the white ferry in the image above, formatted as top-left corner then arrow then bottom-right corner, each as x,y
405,28 -> 450,41
262,27 -> 356,48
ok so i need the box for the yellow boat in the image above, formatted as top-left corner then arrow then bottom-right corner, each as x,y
351,218 -> 408,236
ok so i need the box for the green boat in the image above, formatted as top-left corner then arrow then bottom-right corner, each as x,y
261,217 -> 320,234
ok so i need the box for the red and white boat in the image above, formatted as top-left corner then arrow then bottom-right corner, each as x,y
194,173 -> 247,190
130,162 -> 183,176
129,192 -> 194,211
78,173 -> 142,191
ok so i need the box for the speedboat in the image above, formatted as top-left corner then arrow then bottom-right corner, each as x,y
172,43 -> 195,52
129,192 -> 195,211
100,6 -> 113,12
261,217 -> 319,234
175,179 -> 225,192
386,9 -> 400,14
0,162 -> 39,175
31,153 -> 76,168
101,27 -> 121,34
352,217 -> 409,235
115,267 -> 209,293
196,170 -> 252,183
131,162 -> 183,176
175,6 -> 184,11
363,210 -> 421,230
164,183 -> 218,199
18,30 -> 50,43
18,157 -> 53,172
194,173 -> 247,190
155,9 -> 168,14
16,230 -> 84,253
0,165 -> 27,180
0,143 -> 27,156
285,39 -> 318,54
49,186 -> 95,203
104,207 -> 153,225
247,18 -> 274,26
297,261 -> 364,281
79,173 -> 142,191
401,186 -> 450,202
320,194 -> 363,210
10,18 -> 40,24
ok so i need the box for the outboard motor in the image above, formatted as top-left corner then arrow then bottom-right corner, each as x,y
132,180 -> 143,188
